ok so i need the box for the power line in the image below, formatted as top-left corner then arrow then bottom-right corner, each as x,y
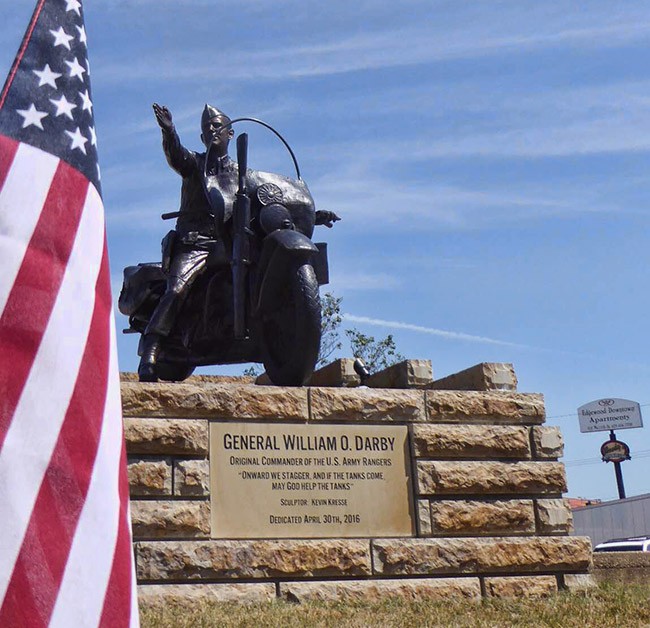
564,448 -> 650,467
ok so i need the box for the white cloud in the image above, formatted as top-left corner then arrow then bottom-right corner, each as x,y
300,75 -> 650,161
93,6 -> 650,84
409,117 -> 650,159
343,314 -> 531,349
105,196 -> 174,229
309,161 -> 586,231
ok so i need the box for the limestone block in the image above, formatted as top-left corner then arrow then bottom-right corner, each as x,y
366,360 -> 433,389
138,583 -> 276,606
428,500 -> 535,536
371,536 -> 592,575
121,372 -> 255,385
136,539 -> 372,581
128,458 -> 171,496
308,359 -> 361,387
425,391 -> 544,425
535,499 -> 573,534
483,576 -> 557,598
418,500 -> 432,536
417,461 -> 566,496
174,459 -> 210,497
430,363 -> 517,392
124,418 -> 208,455
186,374 -> 255,384
562,574 -> 597,592
280,577 -> 481,603
131,501 -> 210,539
121,372 -> 141,382
531,426 -> 564,459
309,388 -> 425,423
412,424 -> 531,459
121,382 -> 309,420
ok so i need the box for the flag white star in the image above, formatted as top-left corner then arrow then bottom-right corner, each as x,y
66,0 -> 82,15
65,127 -> 88,154
89,126 -> 97,146
50,94 -> 77,120
50,27 -> 74,50
65,57 -> 86,82
79,89 -> 93,114
16,104 -> 48,130
33,64 -> 62,89
76,25 -> 87,45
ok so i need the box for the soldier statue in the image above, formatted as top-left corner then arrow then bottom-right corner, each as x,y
121,102 -> 339,385
138,103 -> 238,381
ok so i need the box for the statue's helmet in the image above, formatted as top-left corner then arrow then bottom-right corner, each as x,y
202,104 -> 231,128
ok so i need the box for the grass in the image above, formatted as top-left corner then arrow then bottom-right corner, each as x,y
140,582 -> 650,628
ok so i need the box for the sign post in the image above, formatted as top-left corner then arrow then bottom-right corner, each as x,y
577,398 -> 642,500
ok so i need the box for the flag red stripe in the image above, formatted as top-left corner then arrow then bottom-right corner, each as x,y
0,0 -> 47,110
0,135 -> 19,192
0,161 -> 88,452
0,242 -> 112,627
99,444 -> 134,628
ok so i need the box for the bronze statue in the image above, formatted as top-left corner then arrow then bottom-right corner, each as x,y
119,104 -> 339,385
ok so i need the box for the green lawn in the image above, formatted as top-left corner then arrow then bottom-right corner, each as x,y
140,582 -> 650,628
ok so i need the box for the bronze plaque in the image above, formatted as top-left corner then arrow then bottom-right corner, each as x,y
210,422 -> 413,538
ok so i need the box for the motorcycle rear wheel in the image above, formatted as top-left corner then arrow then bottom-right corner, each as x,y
261,262 -> 321,386
155,361 -> 196,382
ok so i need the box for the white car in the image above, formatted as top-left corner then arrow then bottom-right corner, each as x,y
593,536 -> 650,552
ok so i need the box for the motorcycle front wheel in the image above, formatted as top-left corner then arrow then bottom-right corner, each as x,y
261,261 -> 321,386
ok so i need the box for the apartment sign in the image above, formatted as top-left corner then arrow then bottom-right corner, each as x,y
577,398 -> 643,433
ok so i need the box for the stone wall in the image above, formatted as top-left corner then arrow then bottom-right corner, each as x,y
123,377 -> 592,604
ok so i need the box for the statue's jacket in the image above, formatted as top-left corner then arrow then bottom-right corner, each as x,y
161,126 -> 237,240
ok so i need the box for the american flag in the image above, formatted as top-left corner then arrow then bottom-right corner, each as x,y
0,1 -> 139,626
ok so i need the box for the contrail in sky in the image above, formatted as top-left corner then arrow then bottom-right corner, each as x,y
343,314 -> 650,370
343,314 -> 532,349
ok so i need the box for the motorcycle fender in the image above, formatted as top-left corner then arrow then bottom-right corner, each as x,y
256,229 -> 318,314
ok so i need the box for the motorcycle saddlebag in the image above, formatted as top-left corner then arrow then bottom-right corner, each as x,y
118,263 -> 166,316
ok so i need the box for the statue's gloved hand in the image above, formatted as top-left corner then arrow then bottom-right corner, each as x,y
153,103 -> 174,132
315,210 -> 341,228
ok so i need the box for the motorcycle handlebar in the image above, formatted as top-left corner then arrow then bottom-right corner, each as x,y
215,117 -> 302,180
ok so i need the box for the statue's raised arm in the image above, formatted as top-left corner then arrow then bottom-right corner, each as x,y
152,103 -> 198,177
153,103 -> 174,132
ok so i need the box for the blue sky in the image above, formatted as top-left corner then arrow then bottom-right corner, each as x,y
1,0 -> 649,502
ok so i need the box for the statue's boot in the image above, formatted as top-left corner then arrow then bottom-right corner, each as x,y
138,333 -> 161,382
